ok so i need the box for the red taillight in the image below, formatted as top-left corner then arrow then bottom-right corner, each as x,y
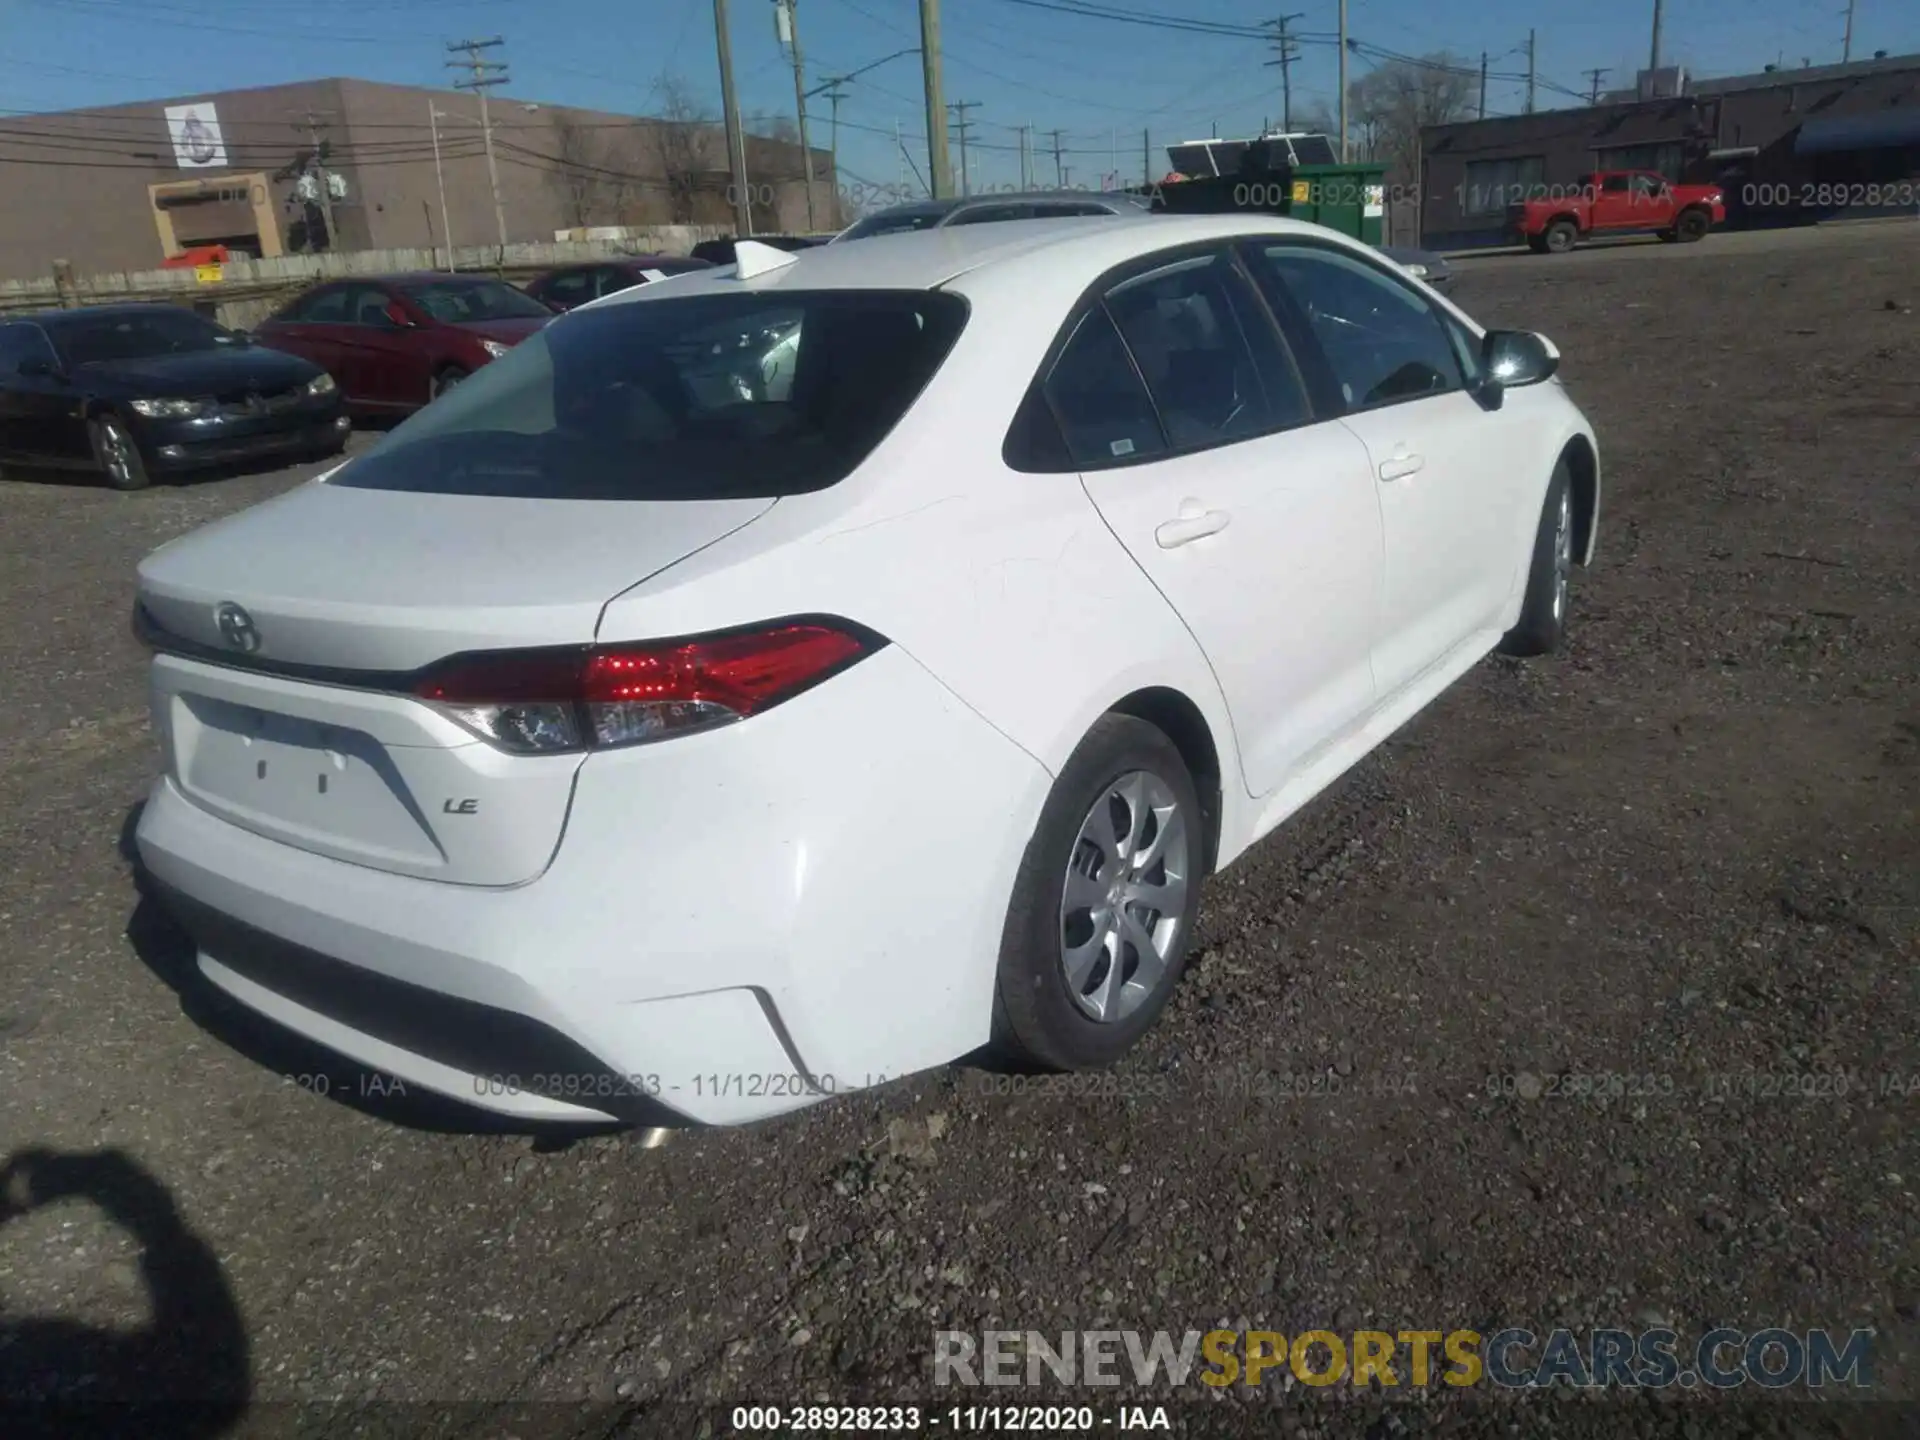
412,621 -> 879,754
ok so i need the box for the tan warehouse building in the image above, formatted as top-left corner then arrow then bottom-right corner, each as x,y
0,77 -> 835,282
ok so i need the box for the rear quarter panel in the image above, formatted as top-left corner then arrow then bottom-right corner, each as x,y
592,263 -> 1255,860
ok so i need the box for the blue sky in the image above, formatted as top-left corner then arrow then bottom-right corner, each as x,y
2,0 -> 1915,202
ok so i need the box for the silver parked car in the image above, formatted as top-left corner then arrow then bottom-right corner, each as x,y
837,193 -> 1452,287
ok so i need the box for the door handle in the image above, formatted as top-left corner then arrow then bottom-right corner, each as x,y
1378,452 -> 1425,482
1155,509 -> 1231,549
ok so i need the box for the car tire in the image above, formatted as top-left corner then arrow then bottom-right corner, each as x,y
1543,219 -> 1579,254
1675,207 -> 1711,243
431,366 -> 468,400
992,714 -> 1205,1072
1498,459 -> 1575,658
1526,234 -> 1550,255
89,412 -> 150,492
1655,227 -> 1679,243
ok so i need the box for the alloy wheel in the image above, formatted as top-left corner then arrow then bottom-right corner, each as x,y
1058,770 -> 1190,1024
1552,488 -> 1573,623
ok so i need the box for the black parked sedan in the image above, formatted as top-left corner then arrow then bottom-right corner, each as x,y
0,303 -> 348,491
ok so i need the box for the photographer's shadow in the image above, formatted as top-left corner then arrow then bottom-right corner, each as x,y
0,1148 -> 248,1438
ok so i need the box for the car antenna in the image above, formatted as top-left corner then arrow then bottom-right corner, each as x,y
731,240 -> 801,279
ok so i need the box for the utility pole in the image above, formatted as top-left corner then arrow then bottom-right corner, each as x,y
1337,0 -> 1348,159
1585,67 -> 1610,105
1109,127 -> 1117,189
920,0 -> 952,199
773,0 -> 818,230
296,110 -> 337,250
1842,0 -> 1855,62
819,80 -> 849,185
1142,127 -> 1150,187
1266,14 -> 1305,132
447,37 -> 509,251
427,102 -> 454,269
948,100 -> 979,195
1017,124 -> 1031,189
1478,52 -> 1489,119
1048,128 -> 1065,187
1649,0 -> 1664,71
1526,29 -> 1537,112
711,0 -> 753,235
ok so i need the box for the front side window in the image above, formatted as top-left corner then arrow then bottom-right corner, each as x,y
50,309 -> 237,365
1247,245 -> 1464,412
1103,252 -> 1283,449
398,278 -> 555,323
0,324 -> 56,374
330,290 -> 968,501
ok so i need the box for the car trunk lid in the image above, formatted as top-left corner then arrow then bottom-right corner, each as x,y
137,481 -> 775,885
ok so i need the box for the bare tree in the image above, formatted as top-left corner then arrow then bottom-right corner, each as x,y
651,74 -> 720,225
1346,56 -> 1476,182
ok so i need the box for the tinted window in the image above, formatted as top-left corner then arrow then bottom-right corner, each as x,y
1602,175 -> 1631,193
949,204 -> 1033,225
0,324 -> 56,374
49,309 -> 236,365
1104,252 -> 1288,449
331,290 -> 968,501
1247,245 -> 1463,411
540,271 -> 597,306
399,278 -> 554,322
1040,307 -> 1166,467
282,286 -> 349,323
1040,203 -> 1122,218
597,268 -> 643,296
838,210 -> 949,240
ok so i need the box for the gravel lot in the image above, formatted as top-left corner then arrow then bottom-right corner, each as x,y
1,222 -> 1917,1439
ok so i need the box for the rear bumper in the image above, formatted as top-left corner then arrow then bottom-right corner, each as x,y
135,643 -> 1052,1125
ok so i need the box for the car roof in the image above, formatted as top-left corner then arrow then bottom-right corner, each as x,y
8,302 -> 200,327
586,212 -> 1364,305
861,191 -> 1147,221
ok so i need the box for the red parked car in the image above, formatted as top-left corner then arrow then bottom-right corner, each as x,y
522,255 -> 713,312
1509,170 -> 1727,253
251,274 -> 556,413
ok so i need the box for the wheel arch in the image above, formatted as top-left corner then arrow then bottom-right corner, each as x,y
1558,432 -> 1600,567
1106,686 -> 1225,877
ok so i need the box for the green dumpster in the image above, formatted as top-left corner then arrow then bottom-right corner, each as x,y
1144,135 -> 1389,244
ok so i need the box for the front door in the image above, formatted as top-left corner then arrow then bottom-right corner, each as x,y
328,284 -> 426,409
1061,245 -> 1384,799
1242,240 -> 1520,700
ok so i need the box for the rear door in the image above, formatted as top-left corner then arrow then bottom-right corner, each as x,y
1243,239 -> 1523,699
331,283 -> 429,409
1063,244 -> 1384,798
256,284 -> 350,380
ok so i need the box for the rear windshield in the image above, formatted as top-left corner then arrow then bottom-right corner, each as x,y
398,278 -> 555,323
331,289 -> 970,500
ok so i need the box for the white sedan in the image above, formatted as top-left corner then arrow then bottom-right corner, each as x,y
131,215 -> 1599,1126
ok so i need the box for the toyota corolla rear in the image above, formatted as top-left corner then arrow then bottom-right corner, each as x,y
132,280 -> 1050,1125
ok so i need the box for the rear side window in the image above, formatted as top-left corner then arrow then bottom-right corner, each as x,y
539,271 -> 597,306
332,290 -> 969,500
1040,307 -> 1167,467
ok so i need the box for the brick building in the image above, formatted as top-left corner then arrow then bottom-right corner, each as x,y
0,77 -> 834,282
1417,52 -> 1920,249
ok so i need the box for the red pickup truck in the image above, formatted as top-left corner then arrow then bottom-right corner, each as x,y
1511,170 -> 1726,253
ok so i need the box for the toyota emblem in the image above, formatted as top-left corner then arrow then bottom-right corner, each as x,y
215,602 -> 261,653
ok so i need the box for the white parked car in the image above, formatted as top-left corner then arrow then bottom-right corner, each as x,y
132,216 -> 1599,1127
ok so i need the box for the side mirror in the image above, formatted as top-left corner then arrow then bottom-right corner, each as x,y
1479,330 -> 1559,401
18,356 -> 62,380
383,302 -> 415,329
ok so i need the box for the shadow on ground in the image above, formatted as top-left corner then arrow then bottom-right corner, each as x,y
0,1147 -> 248,1438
